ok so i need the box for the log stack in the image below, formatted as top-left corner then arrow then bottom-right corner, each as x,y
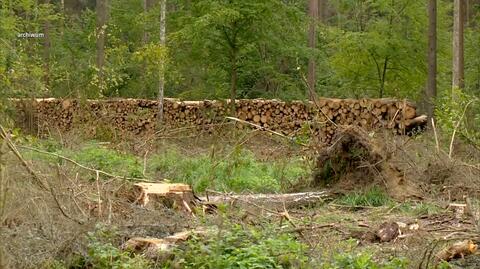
13,98 -> 426,144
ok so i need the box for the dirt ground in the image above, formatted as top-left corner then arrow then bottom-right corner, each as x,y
1,127 -> 480,268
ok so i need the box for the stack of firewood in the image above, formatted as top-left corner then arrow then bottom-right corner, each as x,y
13,98 -> 426,144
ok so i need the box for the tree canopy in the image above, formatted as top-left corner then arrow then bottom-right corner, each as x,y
0,0 -> 479,103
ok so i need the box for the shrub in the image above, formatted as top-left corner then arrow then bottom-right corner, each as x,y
320,252 -> 408,269
436,88 -> 480,148
70,225 -> 151,269
164,224 -> 310,269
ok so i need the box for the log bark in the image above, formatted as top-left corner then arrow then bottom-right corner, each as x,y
202,191 -> 329,210
426,0 -> 437,120
452,0 -> 465,89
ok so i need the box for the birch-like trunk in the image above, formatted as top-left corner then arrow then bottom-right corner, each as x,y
158,0 -> 166,125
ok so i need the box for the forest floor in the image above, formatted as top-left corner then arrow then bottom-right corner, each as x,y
0,126 -> 480,268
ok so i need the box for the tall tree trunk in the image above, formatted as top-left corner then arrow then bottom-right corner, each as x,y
426,0 -> 437,120
307,0 -> 319,100
96,0 -> 108,94
43,0 -> 51,89
158,0 -> 166,125
230,49 -> 238,115
452,0 -> 465,90
143,0 -> 149,95
319,0 -> 327,23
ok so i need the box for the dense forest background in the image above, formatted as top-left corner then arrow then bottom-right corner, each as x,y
0,0 -> 479,107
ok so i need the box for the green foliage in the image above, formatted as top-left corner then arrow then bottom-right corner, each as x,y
323,0 -> 431,99
20,138 -> 143,179
1,0 -> 479,103
336,187 -> 392,208
148,147 -> 308,193
164,224 -> 310,269
72,225 -> 151,269
436,87 -> 480,148
169,0 -> 308,100
316,240 -> 408,269
320,252 -> 408,269
66,144 -> 143,178
397,201 -> 443,216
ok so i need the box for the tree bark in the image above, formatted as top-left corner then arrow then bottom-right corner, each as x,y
307,0 -> 319,100
230,49 -> 238,115
319,0 -> 327,23
426,0 -> 437,120
43,0 -> 51,89
158,0 -> 166,125
143,0 -> 149,95
452,0 -> 465,90
96,0 -> 108,93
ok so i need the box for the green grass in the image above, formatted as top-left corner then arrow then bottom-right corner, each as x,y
21,138 -> 144,179
19,137 -> 309,193
147,147 -> 309,193
396,201 -> 444,216
336,187 -> 392,208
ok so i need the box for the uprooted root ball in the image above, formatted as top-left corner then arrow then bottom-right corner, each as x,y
312,126 -> 421,200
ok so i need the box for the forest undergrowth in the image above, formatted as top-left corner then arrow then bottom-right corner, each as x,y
0,126 -> 479,268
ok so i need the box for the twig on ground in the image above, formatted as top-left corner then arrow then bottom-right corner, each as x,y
95,171 -> 102,217
282,223 -> 336,233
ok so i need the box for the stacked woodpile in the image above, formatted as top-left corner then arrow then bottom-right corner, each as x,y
13,98 -> 426,144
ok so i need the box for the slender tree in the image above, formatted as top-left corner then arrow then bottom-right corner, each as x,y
452,0 -> 465,89
96,0 -> 108,93
426,0 -> 437,120
143,0 -> 149,95
158,0 -> 166,124
319,0 -> 327,23
307,0 -> 318,100
42,0 -> 51,89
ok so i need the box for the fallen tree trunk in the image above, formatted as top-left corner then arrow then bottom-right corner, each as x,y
202,191 -> 330,210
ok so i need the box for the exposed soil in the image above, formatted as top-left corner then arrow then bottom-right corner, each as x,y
313,126 -> 422,200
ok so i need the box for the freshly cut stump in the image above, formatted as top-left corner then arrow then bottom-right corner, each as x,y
133,183 -> 197,212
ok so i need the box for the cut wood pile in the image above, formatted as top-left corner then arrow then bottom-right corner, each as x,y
14,98 -> 426,144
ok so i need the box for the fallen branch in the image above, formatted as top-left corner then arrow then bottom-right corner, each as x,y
0,125 -> 47,190
225,117 -> 307,146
